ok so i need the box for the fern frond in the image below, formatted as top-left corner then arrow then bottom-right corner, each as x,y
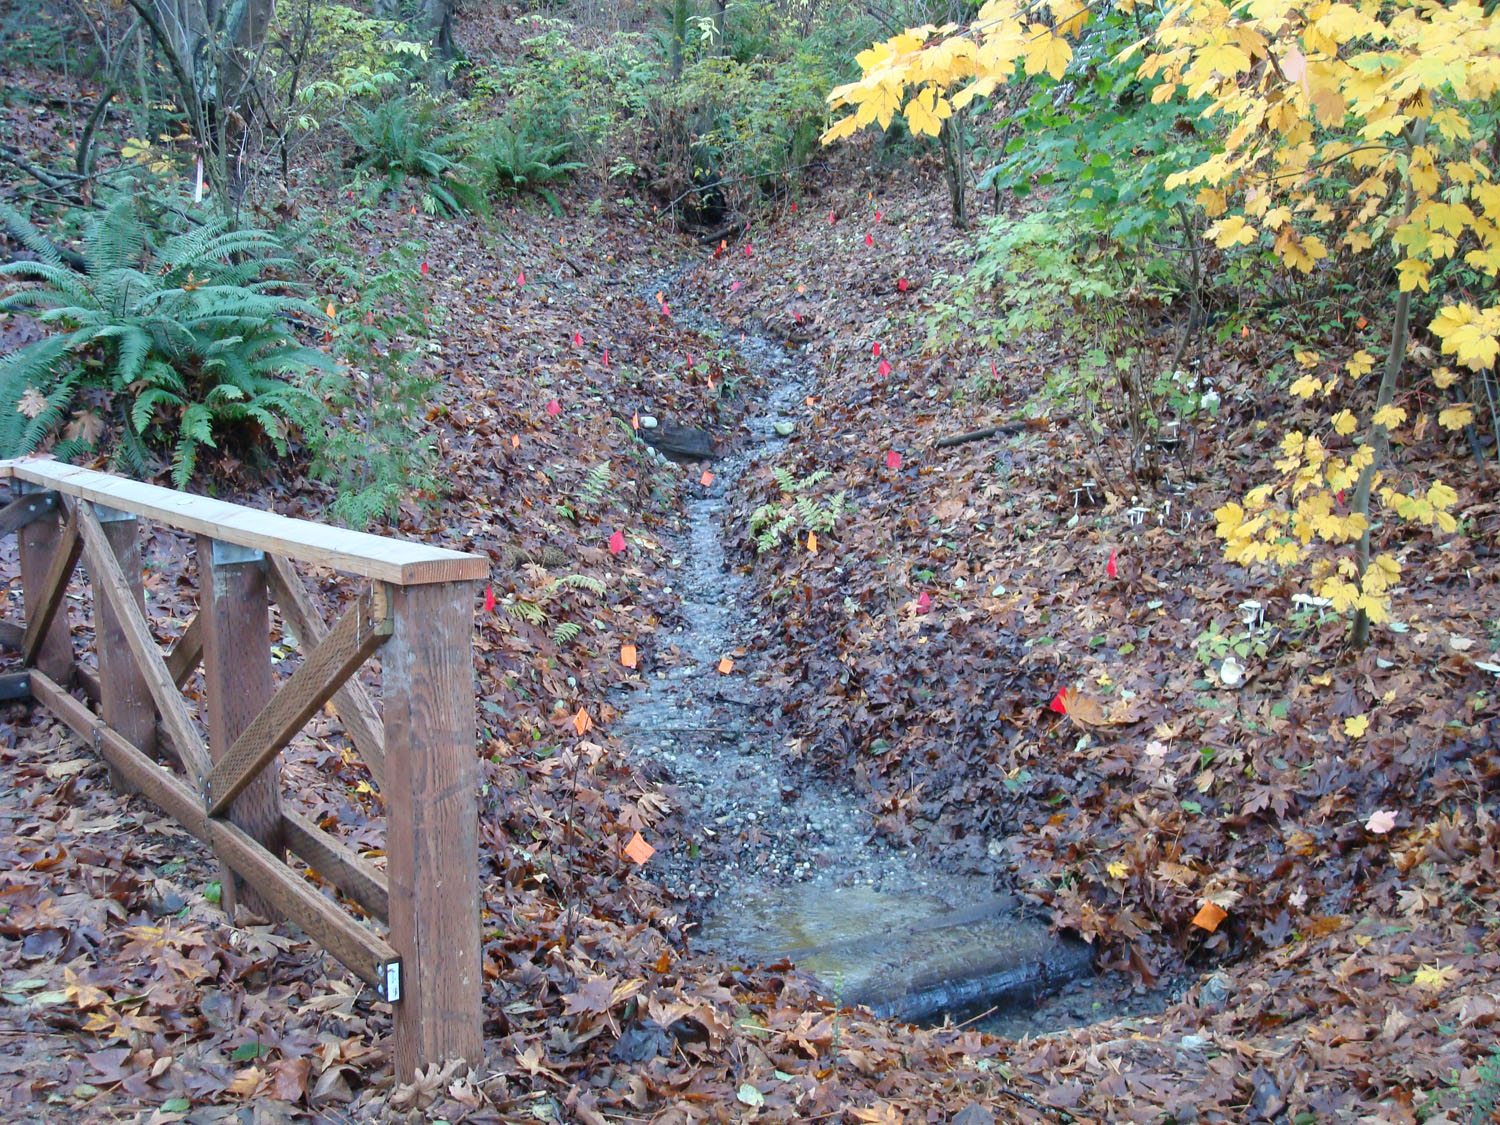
0,204 -> 64,267
576,461 -> 613,509
554,573 -> 606,594
503,600 -> 546,624
552,621 -> 582,644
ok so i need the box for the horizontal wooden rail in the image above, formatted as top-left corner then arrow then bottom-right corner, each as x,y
0,458 -> 486,585
5,461 -> 485,1081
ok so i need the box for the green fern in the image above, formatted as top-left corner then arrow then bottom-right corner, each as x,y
0,196 -> 329,486
468,118 -> 584,217
503,600 -> 547,625
348,96 -> 482,217
548,573 -> 606,596
575,461 -> 613,510
552,621 -> 582,645
748,468 -> 847,552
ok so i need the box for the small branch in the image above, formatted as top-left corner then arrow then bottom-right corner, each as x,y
0,145 -> 81,196
933,421 -> 1027,448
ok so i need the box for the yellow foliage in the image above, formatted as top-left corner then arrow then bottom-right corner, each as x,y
1437,404 -> 1474,430
821,0 -> 1492,636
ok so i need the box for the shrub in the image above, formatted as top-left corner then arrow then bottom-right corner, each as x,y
0,196 -> 326,486
304,229 -> 438,530
346,96 -> 483,216
468,120 -> 585,216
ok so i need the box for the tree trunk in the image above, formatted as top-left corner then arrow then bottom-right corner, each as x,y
939,115 -> 969,230
421,0 -> 454,59
129,0 -> 276,210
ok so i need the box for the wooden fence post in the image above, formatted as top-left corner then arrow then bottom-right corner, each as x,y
89,506 -> 156,787
198,536 -> 282,919
16,484 -> 74,684
382,580 -> 481,1080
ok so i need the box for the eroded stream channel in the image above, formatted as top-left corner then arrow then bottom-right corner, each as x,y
615,272 -> 1093,1028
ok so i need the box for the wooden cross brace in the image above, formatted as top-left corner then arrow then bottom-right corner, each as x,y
206,584 -> 392,817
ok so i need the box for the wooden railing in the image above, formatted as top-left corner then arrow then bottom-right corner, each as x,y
0,457 -> 488,1080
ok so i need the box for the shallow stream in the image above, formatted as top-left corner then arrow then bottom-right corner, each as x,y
615,270 -> 1099,1028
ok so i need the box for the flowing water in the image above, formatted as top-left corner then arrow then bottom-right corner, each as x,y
615,272 -> 1093,1026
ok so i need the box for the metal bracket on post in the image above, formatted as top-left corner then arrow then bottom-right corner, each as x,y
209,539 -> 266,568
92,502 -> 134,525
376,958 -> 403,1003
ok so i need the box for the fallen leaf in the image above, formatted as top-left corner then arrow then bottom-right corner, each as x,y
1365,808 -> 1397,834
897,277 -> 908,292
483,585 -> 496,613
1192,901 -> 1228,932
609,529 -> 626,555
886,450 -> 902,470
865,232 -> 874,246
1412,962 -> 1457,991
700,469 -> 714,486
878,359 -> 891,378
225,1066 -> 264,1098
807,530 -> 818,553
546,399 -> 561,417
625,833 -> 655,865
917,591 -> 932,614
572,708 -> 593,736
620,644 -> 637,669
1107,548 -> 1118,578
1049,686 -> 1070,714
1344,714 -> 1369,737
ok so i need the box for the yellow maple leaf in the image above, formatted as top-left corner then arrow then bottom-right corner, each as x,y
821,114 -> 862,143
1024,28 -> 1073,81
1395,259 -> 1431,293
1106,861 -> 1129,880
1438,404 -> 1474,430
904,86 -> 952,137
1343,714 -> 1369,737
1371,404 -> 1406,429
1210,215 -> 1258,248
1430,302 -> 1500,370
1290,374 -> 1322,399
1330,410 -> 1357,436
1412,962 -> 1457,992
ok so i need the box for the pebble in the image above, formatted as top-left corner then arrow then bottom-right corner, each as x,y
640,415 -> 659,429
